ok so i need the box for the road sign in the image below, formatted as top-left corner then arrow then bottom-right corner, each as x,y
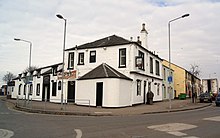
168,76 -> 173,83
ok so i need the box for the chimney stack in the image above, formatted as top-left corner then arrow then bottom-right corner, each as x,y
140,23 -> 148,49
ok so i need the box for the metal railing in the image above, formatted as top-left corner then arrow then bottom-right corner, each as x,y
16,96 -> 91,114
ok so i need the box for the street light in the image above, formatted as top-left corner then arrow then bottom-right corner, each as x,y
168,13 -> 190,110
14,38 -> 32,68
56,14 -> 67,109
14,38 -> 32,101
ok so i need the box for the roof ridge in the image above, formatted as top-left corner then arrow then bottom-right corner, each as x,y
105,64 -> 121,77
102,63 -> 109,77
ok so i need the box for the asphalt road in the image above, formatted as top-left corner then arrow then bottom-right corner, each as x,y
0,100 -> 220,138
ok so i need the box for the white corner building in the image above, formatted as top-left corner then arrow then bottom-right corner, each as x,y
64,23 -> 163,107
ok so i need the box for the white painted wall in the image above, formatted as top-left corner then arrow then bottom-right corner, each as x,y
76,78 -> 132,107
65,42 -> 163,106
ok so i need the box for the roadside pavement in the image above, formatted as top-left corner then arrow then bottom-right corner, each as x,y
0,96 -> 212,116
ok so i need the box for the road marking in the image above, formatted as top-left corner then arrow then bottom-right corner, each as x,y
0,112 -> 9,115
182,136 -> 199,138
0,129 -> 14,138
74,129 -> 82,138
167,131 -> 187,136
148,123 -> 197,137
148,123 -> 197,132
203,116 -> 220,122
94,112 -> 112,114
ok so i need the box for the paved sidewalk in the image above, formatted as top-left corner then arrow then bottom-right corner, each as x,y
0,96 -> 211,116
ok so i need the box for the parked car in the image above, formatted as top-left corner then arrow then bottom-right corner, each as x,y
199,92 -> 212,103
215,93 -> 220,106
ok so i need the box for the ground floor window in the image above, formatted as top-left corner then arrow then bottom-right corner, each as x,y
148,82 -> 151,92
36,84 -> 40,96
137,79 -> 141,96
18,84 -> 22,95
23,85 -> 26,95
164,86 -> 166,98
157,83 -> 160,96
29,84 -> 33,95
52,82 -> 57,96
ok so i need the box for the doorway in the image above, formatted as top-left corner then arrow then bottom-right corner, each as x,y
67,81 -> 75,102
42,75 -> 50,101
96,82 -> 103,107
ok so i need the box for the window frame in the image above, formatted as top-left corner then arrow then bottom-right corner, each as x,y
157,83 -> 160,95
89,51 -> 96,63
150,57 -> 153,74
155,60 -> 160,76
29,84 -> 33,95
52,82 -> 57,96
138,50 -> 145,70
119,48 -> 126,68
137,79 -> 142,96
18,84 -> 22,95
68,52 -> 74,69
36,83 -> 40,96
78,52 -> 85,65
23,84 -> 26,95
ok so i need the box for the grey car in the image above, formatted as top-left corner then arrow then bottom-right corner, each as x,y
199,92 -> 212,103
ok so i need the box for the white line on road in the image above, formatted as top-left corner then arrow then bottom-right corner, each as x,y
0,129 -> 14,138
167,131 -> 187,136
203,116 -> 220,122
182,136 -> 199,138
74,129 -> 82,138
148,123 -> 197,137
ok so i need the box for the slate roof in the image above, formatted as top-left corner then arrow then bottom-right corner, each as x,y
78,63 -> 132,81
66,35 -> 131,51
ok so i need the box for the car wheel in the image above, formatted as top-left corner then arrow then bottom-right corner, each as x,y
200,99 -> 203,103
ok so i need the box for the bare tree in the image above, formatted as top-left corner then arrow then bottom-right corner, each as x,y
23,66 -> 38,73
190,63 -> 201,77
2,72 -> 16,83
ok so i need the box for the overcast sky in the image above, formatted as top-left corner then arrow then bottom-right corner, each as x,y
0,0 -> 220,85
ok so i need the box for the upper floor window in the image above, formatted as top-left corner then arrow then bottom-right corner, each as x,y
90,51 -> 96,63
156,60 -> 160,76
68,52 -> 74,69
163,68 -> 166,81
138,51 -> 144,70
119,48 -> 126,68
78,53 -> 84,65
150,57 -> 153,74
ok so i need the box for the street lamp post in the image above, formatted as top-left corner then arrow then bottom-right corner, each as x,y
14,38 -> 32,101
56,14 -> 67,109
14,38 -> 32,68
168,13 -> 190,110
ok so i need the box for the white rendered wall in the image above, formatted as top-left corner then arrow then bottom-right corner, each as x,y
76,78 -> 132,107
